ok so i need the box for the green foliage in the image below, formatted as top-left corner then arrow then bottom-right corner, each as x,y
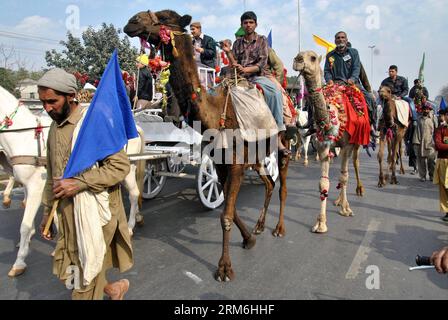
45,23 -> 138,82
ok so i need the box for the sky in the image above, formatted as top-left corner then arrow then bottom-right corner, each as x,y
0,0 -> 447,98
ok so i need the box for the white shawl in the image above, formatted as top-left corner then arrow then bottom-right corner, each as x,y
72,108 -> 111,286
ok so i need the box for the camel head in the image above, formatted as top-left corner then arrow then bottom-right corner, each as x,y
379,85 -> 392,100
293,51 -> 322,85
379,86 -> 396,127
124,10 -> 192,45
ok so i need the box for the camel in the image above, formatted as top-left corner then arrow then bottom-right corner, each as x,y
377,86 -> 410,187
124,10 -> 290,281
293,51 -> 368,233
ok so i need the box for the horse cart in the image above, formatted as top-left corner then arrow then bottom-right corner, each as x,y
131,109 -> 280,210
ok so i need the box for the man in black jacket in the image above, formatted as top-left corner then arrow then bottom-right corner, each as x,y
380,65 -> 409,99
409,79 -> 429,101
190,21 -> 217,88
135,54 -> 153,110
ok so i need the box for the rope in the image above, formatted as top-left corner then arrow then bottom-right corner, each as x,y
0,102 -> 20,130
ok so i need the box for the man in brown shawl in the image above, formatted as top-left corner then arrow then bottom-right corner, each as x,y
37,68 -> 133,300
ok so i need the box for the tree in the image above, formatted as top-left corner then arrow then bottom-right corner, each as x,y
0,68 -> 18,95
46,23 -> 138,84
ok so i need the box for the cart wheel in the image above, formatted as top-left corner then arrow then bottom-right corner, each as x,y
290,133 -> 299,147
167,155 -> 186,173
197,155 -> 224,210
142,160 -> 167,199
264,152 -> 279,182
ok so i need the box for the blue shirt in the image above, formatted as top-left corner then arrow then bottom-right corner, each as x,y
324,47 -> 361,84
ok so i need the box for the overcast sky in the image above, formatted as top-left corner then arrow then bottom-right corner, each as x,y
0,0 -> 446,98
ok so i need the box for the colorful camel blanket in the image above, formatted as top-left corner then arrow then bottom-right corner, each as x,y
321,85 -> 370,146
394,99 -> 410,128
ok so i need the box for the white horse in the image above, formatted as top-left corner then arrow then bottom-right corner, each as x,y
296,107 -> 312,166
0,86 -> 144,277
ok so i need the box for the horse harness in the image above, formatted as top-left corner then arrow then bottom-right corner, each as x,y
0,103 -> 49,167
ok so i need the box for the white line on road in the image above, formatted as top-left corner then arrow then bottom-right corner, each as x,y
345,219 -> 381,280
183,270 -> 203,284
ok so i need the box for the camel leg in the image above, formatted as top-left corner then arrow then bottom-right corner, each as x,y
312,147 -> 330,234
390,135 -> 402,185
215,164 -> 244,282
335,145 -> 354,217
273,145 -> 289,238
3,176 -> 15,208
377,136 -> 387,188
123,164 -> 140,236
303,135 -> 310,167
353,145 -> 364,197
253,164 -> 275,235
399,138 -> 405,175
9,171 -> 45,277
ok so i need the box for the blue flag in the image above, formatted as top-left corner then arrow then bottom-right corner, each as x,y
441,97 -> 447,112
267,30 -> 272,48
63,49 -> 138,179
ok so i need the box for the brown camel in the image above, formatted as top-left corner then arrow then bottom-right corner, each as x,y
377,86 -> 410,187
124,10 -> 290,281
293,51 -> 367,233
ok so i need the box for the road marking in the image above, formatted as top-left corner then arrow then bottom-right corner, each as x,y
345,219 -> 380,280
183,270 -> 203,284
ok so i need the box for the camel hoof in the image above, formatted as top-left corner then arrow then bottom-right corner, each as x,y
8,267 -> 26,277
272,225 -> 286,238
311,224 -> 328,234
3,200 -> 11,209
252,222 -> 265,235
304,160 -> 309,167
356,186 -> 365,197
334,198 -> 342,207
215,266 -> 235,282
135,213 -> 144,226
339,209 -> 354,217
242,235 -> 256,250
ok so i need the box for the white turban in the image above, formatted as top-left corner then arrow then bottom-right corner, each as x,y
37,68 -> 78,94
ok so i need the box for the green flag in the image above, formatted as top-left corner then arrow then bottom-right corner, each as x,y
418,53 -> 425,84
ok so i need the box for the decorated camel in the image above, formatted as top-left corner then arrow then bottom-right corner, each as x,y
377,86 -> 411,187
124,10 -> 290,281
293,51 -> 370,233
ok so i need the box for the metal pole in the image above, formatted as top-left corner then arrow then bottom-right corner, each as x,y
298,0 -> 303,109
368,45 -> 375,88
298,0 -> 301,53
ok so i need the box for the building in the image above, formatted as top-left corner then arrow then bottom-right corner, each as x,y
15,78 -> 43,114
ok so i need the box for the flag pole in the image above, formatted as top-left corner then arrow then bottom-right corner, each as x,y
43,200 -> 59,237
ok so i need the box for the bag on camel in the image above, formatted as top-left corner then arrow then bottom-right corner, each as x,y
229,85 -> 278,143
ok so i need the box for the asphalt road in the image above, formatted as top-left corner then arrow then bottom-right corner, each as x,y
0,151 -> 447,300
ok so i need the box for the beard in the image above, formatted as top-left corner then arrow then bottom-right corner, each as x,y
48,98 -> 71,124
337,43 -> 346,50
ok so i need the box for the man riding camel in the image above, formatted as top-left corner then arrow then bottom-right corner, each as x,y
220,11 -> 290,155
324,31 -> 377,142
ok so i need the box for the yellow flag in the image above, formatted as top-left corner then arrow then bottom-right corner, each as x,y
313,35 -> 336,53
